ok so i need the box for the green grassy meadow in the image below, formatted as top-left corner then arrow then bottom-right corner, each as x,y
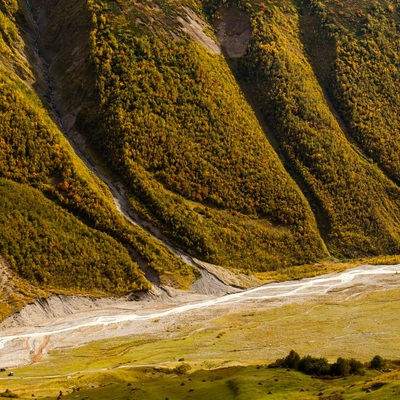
3,366 -> 400,400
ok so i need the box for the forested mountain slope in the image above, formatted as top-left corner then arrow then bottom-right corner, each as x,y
1,0 -> 399,318
240,0 -> 400,257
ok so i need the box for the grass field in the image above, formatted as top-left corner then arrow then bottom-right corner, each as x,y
3,365 -> 400,400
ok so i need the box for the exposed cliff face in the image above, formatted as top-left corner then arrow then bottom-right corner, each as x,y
178,6 -> 221,54
215,4 -> 251,58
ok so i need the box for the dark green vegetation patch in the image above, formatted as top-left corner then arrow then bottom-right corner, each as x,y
0,179 -> 143,292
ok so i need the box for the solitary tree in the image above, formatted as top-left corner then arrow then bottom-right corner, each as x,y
370,355 -> 385,370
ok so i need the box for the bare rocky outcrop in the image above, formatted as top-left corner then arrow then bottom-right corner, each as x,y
178,7 -> 221,54
190,257 -> 261,291
215,5 -> 252,58
178,4 -> 252,58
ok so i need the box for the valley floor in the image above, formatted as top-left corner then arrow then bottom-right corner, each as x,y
1,264 -> 400,369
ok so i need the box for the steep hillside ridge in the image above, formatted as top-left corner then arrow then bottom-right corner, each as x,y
25,2 -> 330,269
0,180 -> 147,292
26,0 -> 247,288
232,0 -> 400,258
0,64 -> 150,298
71,0 -> 328,270
214,3 -> 333,243
0,0 -> 200,320
309,0 -> 400,186
299,1 -> 400,182
2,0 -> 400,320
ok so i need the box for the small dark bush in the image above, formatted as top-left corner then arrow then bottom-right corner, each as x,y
173,364 -> 191,375
0,389 -> 19,398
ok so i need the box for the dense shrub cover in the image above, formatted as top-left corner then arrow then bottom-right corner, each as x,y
1,0 -> 400,313
270,350 -> 365,377
308,0 -> 400,185
76,0 -> 328,270
239,0 -> 400,258
0,179 -> 146,293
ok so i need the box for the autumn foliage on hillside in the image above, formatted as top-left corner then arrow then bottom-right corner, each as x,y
77,0 -> 327,270
1,0 -> 400,316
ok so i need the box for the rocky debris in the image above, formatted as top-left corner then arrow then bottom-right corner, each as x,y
190,257 -> 261,289
178,7 -> 221,54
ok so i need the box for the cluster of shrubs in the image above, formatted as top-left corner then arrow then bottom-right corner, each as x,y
0,388 -> 18,398
269,350 -> 386,377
